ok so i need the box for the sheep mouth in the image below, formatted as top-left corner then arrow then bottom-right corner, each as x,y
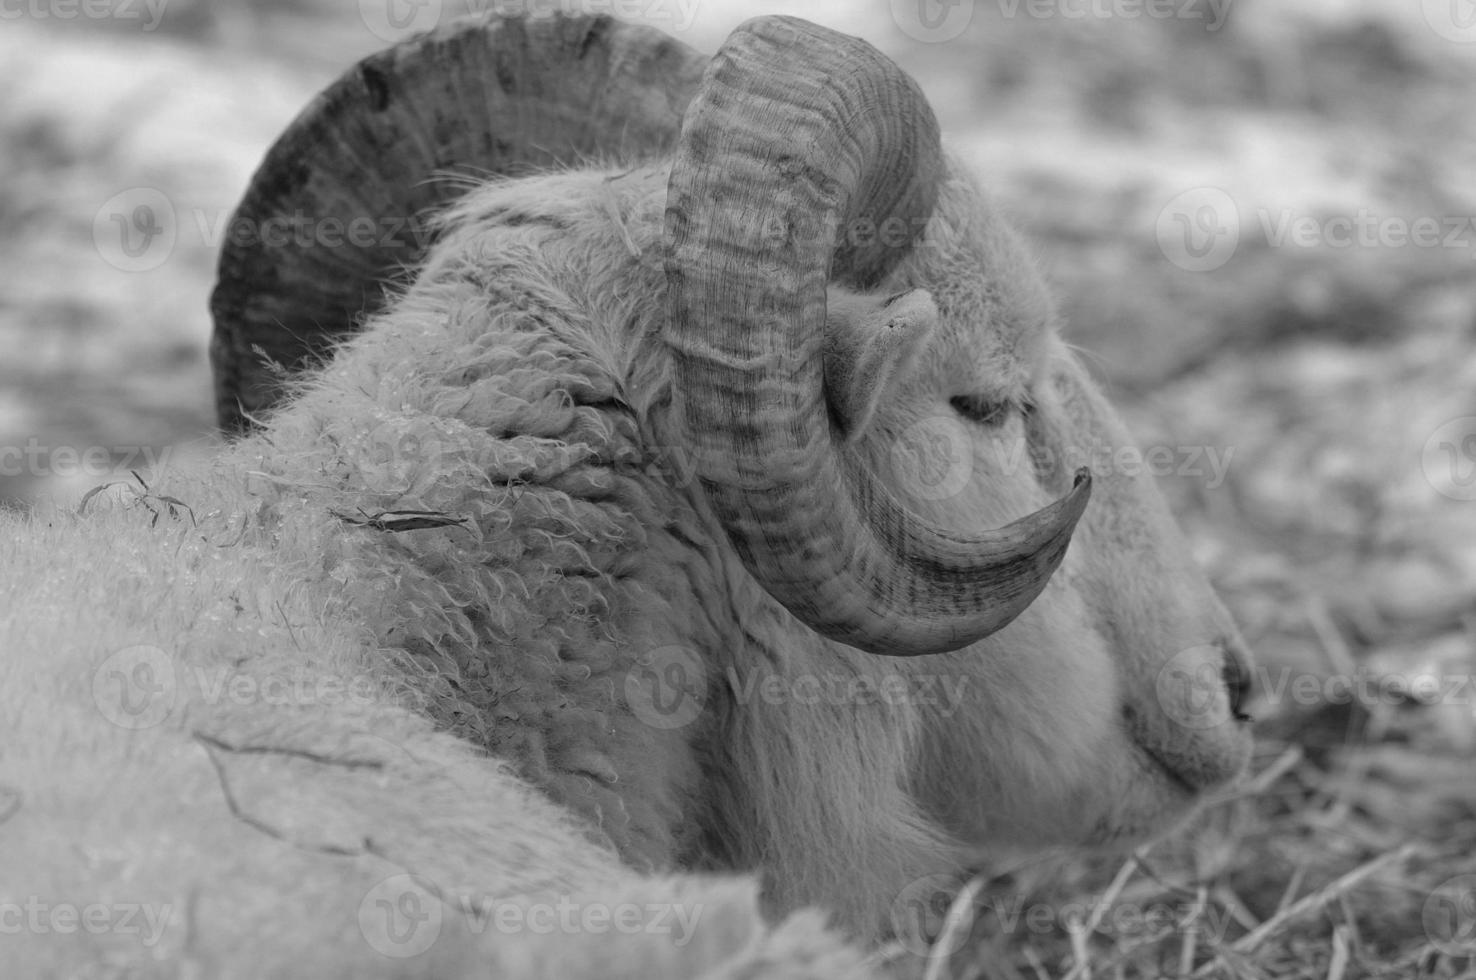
1072,747 -> 1208,849
1119,694 -> 1253,793
1124,721 -> 1253,823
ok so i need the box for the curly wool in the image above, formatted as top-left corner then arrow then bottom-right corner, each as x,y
229,249 -> 702,872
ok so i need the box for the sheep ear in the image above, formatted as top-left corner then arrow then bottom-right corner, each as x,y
824,288 -> 938,442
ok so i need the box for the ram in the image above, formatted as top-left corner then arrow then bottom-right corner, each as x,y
0,13 -> 1253,978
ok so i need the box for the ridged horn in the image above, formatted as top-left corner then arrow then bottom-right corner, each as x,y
210,12 -> 706,434
663,16 -> 1091,657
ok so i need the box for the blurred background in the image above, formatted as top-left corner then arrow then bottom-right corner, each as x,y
4,0 -> 1476,975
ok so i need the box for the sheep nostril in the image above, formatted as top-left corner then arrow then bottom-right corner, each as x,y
1221,638 -> 1254,723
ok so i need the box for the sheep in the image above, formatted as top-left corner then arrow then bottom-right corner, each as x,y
0,12 -> 1254,977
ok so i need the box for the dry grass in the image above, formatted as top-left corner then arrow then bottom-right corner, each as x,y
892,707 -> 1476,977
3,1 -> 1474,976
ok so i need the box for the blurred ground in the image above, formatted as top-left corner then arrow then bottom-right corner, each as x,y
3,1 -> 1475,977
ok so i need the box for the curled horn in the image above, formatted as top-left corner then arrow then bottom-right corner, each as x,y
210,13 -> 706,433
663,16 -> 1091,657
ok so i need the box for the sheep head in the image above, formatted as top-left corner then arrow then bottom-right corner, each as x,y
653,16 -> 1252,877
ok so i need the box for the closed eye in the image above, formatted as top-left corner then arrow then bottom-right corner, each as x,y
950,395 -> 1016,428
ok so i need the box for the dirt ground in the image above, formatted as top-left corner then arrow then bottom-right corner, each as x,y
3,1 -> 1475,976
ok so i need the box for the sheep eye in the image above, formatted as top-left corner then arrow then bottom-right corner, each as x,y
950,395 -> 1014,427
